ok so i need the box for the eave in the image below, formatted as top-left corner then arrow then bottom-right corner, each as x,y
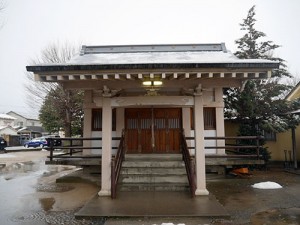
26,62 -> 278,73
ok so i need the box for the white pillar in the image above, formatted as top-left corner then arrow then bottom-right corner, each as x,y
116,108 -> 125,137
215,88 -> 225,155
216,107 -> 225,155
182,107 -> 192,150
194,95 -> 209,195
83,108 -> 92,155
83,90 -> 93,155
182,108 -> 191,136
98,97 -> 112,196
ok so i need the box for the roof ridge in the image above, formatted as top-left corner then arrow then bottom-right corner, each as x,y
80,43 -> 227,55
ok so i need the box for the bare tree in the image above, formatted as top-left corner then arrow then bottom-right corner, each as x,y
26,41 -> 83,136
25,41 -> 79,112
0,1 -> 4,12
0,1 -> 5,28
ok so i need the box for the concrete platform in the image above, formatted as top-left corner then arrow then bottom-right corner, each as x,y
75,191 -> 229,218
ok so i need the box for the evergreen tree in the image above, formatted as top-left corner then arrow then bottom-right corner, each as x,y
224,5 -> 300,160
39,86 -> 84,137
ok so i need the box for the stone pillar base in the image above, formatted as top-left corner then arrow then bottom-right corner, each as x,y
195,189 -> 209,196
98,189 -> 111,197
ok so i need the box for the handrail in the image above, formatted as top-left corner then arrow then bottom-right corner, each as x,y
180,130 -> 196,198
111,130 -> 126,199
185,136 -> 264,159
46,137 -> 123,161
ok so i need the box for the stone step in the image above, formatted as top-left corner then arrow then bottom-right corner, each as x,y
125,154 -> 182,161
122,160 -> 185,168
118,154 -> 189,192
121,167 -> 186,175
119,174 -> 188,184
119,182 -> 189,192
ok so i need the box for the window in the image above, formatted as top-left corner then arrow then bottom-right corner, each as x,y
92,108 -> 116,131
263,130 -> 276,141
190,107 -> 216,130
204,108 -> 216,130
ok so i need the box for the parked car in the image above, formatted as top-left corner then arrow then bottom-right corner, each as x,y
24,137 -> 48,148
0,137 -> 7,150
44,135 -> 62,147
24,135 -> 62,149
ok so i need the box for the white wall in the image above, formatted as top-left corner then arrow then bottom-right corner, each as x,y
187,130 -> 217,155
0,127 -> 18,135
91,131 -> 119,155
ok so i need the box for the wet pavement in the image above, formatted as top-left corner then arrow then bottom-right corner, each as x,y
0,151 -> 300,225
0,151 -> 103,225
76,191 -> 228,218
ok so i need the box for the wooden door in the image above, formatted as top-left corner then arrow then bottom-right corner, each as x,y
125,108 -> 182,153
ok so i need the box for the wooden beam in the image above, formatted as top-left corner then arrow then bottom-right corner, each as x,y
57,75 -> 66,81
115,74 -> 125,81
138,73 -> 143,79
46,75 -> 56,81
69,75 -> 81,80
201,73 -> 213,78
80,75 -> 92,80
267,71 -> 272,78
169,73 -> 178,80
178,72 -> 190,80
92,75 -> 101,79
126,73 -> 134,80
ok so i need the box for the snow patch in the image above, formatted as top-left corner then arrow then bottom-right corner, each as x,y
159,223 -> 185,225
252,181 -> 282,189
0,154 -> 16,158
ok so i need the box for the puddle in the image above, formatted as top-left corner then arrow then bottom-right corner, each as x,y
10,209 -> 105,225
39,197 -> 55,211
0,160 -> 47,177
251,208 -> 300,225
0,153 -> 103,225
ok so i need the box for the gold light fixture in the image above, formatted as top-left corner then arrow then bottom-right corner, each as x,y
142,80 -> 163,86
142,78 -> 163,96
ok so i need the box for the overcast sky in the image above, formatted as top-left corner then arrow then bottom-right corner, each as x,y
0,0 -> 299,118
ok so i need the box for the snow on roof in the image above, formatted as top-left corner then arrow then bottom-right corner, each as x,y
68,51 -> 271,65
0,125 -> 16,131
28,43 -> 278,69
7,111 -> 39,121
17,127 -> 28,132
0,114 -> 16,120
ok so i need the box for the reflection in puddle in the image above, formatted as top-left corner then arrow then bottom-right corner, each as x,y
36,183 -> 74,192
39,197 -> 55,211
0,160 -> 76,182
